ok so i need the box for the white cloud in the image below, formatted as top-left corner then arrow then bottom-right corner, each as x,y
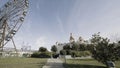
107,32 -> 120,43
66,0 -> 120,40
36,0 -> 40,10
34,36 -> 52,51
4,36 -> 24,49
35,37 -> 46,47
21,18 -> 32,34
56,15 -> 65,33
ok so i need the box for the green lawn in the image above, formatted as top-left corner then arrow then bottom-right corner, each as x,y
0,57 -> 47,68
63,59 -> 120,68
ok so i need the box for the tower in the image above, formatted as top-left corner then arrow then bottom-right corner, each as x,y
69,33 -> 75,43
77,36 -> 84,44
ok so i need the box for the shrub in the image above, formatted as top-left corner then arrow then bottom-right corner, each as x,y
39,47 -> 47,52
22,53 -> 31,57
70,51 -> 91,57
60,50 -> 66,55
39,52 -> 51,58
51,45 -> 57,53
31,52 -> 51,58
84,51 -> 91,56
52,53 -> 59,58
31,52 -> 40,58
66,50 -> 71,55
71,51 -> 77,58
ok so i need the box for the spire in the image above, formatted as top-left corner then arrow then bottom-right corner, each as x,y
69,33 -> 75,43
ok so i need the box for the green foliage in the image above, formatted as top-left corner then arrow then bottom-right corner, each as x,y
51,45 -> 57,52
90,32 -> 102,44
66,50 -> 71,55
31,52 -> 51,58
84,51 -> 91,56
39,47 -> 47,52
79,44 -> 86,51
39,52 -> 51,58
86,44 -> 94,51
22,53 -> 31,57
60,50 -> 66,55
71,51 -> 91,57
60,50 -> 71,55
116,45 -> 120,59
32,47 -> 50,58
52,52 -> 59,58
90,32 -> 119,66
72,43 -> 79,50
63,44 -> 71,50
31,52 -> 39,58
71,51 -> 76,57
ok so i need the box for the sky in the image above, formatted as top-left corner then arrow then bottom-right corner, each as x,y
1,0 -> 120,51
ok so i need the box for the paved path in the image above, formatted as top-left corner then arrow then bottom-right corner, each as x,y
42,58 -> 64,68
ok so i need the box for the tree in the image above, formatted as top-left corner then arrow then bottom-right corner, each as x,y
115,43 -> 120,59
63,44 -> 71,50
39,47 -> 47,52
63,44 -> 72,55
71,42 -> 79,50
86,44 -> 94,51
79,43 -> 86,51
90,32 -> 119,67
60,50 -> 66,55
90,32 -> 103,44
51,45 -> 57,53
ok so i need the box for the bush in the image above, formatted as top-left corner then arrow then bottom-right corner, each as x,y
71,51 -> 91,57
39,47 -> 47,52
31,52 -> 51,58
60,50 -> 66,55
22,53 -> 31,57
52,53 -> 59,58
66,50 -> 71,55
51,45 -> 57,52
39,52 -> 51,58
84,51 -> 91,56
71,51 -> 76,58
31,52 -> 40,58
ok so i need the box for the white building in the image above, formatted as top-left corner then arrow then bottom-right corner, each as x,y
55,42 -> 66,54
0,47 -> 35,57
55,33 -> 85,54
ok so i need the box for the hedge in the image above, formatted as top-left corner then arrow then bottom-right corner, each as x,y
31,52 -> 51,58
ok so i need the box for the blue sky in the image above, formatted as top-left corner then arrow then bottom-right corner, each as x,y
1,0 -> 120,50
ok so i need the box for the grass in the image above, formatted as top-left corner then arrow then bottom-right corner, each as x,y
0,57 -> 47,68
63,59 -> 120,68
115,61 -> 120,68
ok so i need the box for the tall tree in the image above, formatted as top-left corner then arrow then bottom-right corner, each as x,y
71,42 -> 79,50
79,43 -> 86,51
39,47 -> 47,52
51,45 -> 57,53
60,50 -> 66,55
63,44 -> 71,50
90,32 -> 119,67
